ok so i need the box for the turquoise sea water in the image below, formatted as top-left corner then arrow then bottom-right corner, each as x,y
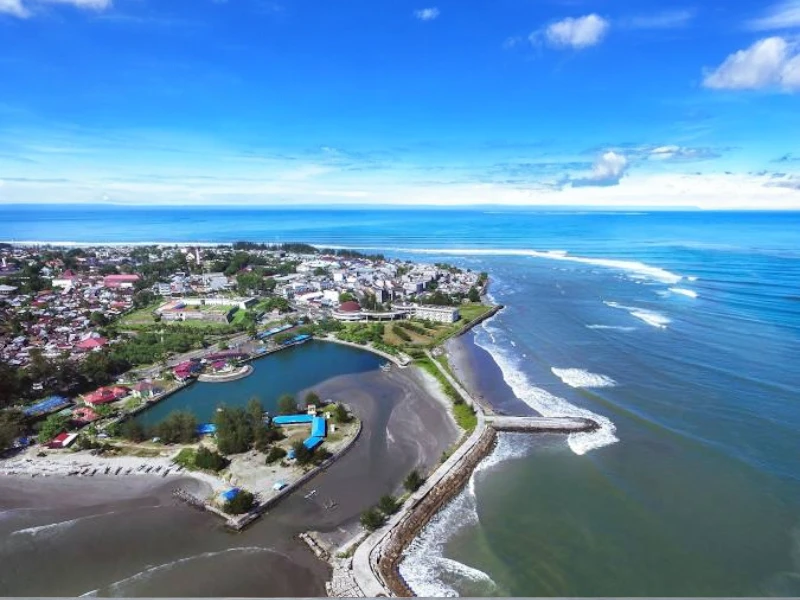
135,341 -> 382,427
2,206 -> 799,596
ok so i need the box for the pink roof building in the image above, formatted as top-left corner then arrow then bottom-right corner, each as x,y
77,336 -> 108,351
103,274 -> 140,289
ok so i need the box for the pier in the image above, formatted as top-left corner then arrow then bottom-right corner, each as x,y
486,415 -> 598,433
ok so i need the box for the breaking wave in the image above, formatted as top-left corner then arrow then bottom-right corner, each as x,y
318,246 -> 683,284
10,511 -> 118,539
669,287 -> 698,298
586,324 -> 636,332
474,318 -> 618,455
604,301 -> 671,329
103,547 -> 276,595
551,368 -> 617,388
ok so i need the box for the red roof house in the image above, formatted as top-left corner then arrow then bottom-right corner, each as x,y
71,406 -> 99,425
77,336 -> 108,351
48,432 -> 78,449
339,300 -> 361,312
83,385 -> 129,406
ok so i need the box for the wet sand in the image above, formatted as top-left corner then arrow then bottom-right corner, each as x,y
446,334 -> 534,416
0,364 -> 458,597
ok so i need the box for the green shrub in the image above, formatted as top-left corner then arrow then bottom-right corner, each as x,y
360,507 -> 386,531
194,446 -> 228,472
378,494 -> 400,515
224,489 -> 255,515
265,446 -> 287,464
404,469 -> 425,492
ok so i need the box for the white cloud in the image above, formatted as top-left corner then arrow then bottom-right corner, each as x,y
541,14 -> 609,49
414,7 -> 439,21
569,151 -> 628,187
623,9 -> 695,30
748,0 -> 800,31
0,0 -> 110,17
41,0 -> 111,7
0,0 -> 30,17
704,36 -> 800,91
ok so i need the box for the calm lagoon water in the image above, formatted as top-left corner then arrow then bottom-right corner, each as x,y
136,341 -> 382,426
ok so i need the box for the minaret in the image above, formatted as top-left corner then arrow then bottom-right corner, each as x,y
195,247 -> 201,264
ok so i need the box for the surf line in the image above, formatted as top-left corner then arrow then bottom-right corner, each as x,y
348,341 -> 600,597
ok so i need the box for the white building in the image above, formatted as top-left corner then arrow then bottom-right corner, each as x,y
413,305 -> 460,323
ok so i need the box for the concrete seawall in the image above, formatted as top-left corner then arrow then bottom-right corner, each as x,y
348,346 -> 599,597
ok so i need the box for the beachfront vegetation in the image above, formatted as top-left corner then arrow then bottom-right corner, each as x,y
277,394 -> 298,415
333,403 -> 351,424
120,419 -> 147,443
224,489 -> 255,515
153,410 -> 198,444
404,469 -> 425,493
360,507 -> 386,531
265,446 -> 286,464
194,446 -> 229,471
0,409 -> 24,450
415,356 -> 477,432
214,404 -> 256,455
378,494 -> 400,515
304,391 -> 322,408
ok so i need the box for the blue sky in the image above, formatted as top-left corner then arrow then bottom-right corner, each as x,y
1,0 -> 800,208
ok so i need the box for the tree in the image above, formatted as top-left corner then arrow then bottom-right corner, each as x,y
214,405 -> 255,455
194,446 -> 228,472
378,494 -> 400,515
404,469 -> 425,493
120,419 -> 147,442
467,286 -> 481,303
133,289 -> 155,309
333,403 -> 351,424
277,394 -> 298,415
338,291 -> 356,303
360,507 -> 386,531
224,489 -> 255,515
38,413 -> 70,443
265,446 -> 287,464
0,409 -> 24,450
153,410 -> 197,444
304,391 -> 322,408
290,440 -> 314,465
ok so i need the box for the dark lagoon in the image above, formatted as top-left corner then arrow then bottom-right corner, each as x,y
136,341 -> 383,426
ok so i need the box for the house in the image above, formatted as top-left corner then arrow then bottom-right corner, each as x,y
103,274 -> 140,289
71,406 -> 99,425
84,385 -> 129,406
0,284 -> 18,296
48,432 -> 79,449
76,336 -> 108,351
131,381 -> 164,399
173,360 -> 202,381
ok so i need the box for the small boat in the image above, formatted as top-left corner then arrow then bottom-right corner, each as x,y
380,362 -> 391,372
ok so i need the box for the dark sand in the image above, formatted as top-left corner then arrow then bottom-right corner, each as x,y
0,366 -> 458,597
446,334 -> 534,416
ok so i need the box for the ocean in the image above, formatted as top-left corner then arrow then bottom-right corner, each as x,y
2,205 -> 799,596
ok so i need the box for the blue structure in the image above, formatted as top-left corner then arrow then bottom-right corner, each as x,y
272,413 -> 328,455
257,323 -> 294,339
303,436 -> 324,450
196,423 -> 217,435
271,414 -> 313,425
220,488 -> 240,502
23,396 -> 70,418
281,334 -> 311,346
310,416 -> 326,438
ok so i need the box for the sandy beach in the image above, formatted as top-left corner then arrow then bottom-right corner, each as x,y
0,362 -> 459,597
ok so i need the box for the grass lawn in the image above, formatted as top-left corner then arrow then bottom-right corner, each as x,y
458,303 -> 494,323
118,306 -> 159,327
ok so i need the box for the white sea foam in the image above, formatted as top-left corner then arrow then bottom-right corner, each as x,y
10,511 -> 118,538
399,485 -> 495,597
669,287 -> 698,298
604,301 -> 671,329
687,276 -> 699,282
474,320 -> 618,455
319,246 -> 683,284
551,368 -> 617,389
586,324 -> 636,332
105,547 -> 275,594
